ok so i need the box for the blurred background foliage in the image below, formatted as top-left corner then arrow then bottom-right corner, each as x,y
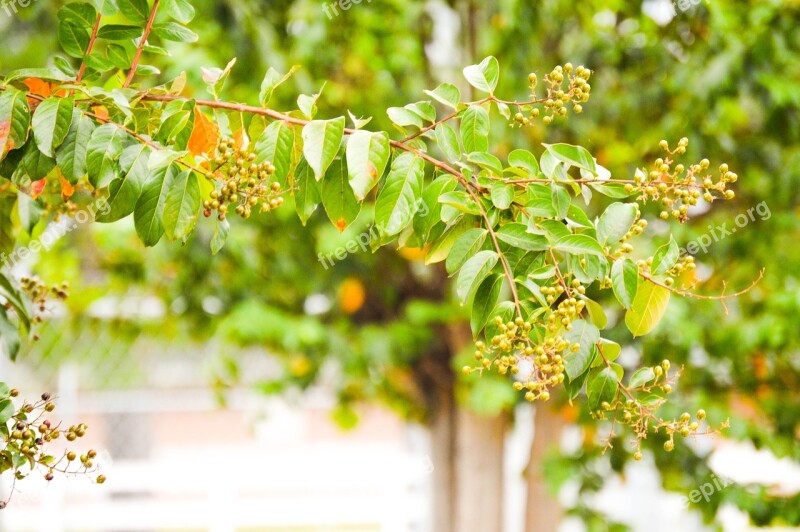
2,0 -> 799,527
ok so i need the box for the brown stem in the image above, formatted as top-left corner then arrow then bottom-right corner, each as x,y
75,13 -> 103,84
123,0 -> 161,88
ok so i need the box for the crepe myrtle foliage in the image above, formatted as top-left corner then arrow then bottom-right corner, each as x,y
0,0 -> 762,490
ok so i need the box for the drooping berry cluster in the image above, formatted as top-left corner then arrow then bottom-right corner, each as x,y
1,388 -> 104,509
203,139 -> 285,221
16,277 -> 69,331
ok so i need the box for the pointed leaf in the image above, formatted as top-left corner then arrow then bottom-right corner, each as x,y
302,117 -> 345,181
374,153 -> 424,237
346,130 -> 390,201
31,96 -> 74,157
625,281 -> 671,337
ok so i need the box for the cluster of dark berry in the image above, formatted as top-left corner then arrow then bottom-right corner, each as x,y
1,389 -> 104,501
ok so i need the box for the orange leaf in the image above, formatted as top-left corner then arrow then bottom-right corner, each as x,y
59,173 -> 75,199
23,78 -> 53,97
23,78 -> 53,110
92,105 -> 109,120
232,128 -> 249,150
31,178 -> 47,199
187,110 -> 219,157
0,121 -> 11,155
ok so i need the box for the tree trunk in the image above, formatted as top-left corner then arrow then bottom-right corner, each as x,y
524,405 -> 566,532
422,323 -> 508,532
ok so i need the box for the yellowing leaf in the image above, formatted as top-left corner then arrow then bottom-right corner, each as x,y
625,281 -> 671,337
187,110 -> 219,157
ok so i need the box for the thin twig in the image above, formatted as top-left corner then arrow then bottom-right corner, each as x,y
123,0 -> 161,88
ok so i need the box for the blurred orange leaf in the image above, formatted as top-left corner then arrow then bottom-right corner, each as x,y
31,178 -> 47,199
187,110 -> 219,157
338,277 -> 366,315
59,173 -> 75,199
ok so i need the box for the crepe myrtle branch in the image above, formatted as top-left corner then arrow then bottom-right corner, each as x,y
124,0 -> 161,88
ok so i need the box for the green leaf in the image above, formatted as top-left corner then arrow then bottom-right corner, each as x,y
597,202 -> 638,245
58,19 -> 91,58
468,152 -> 503,175
625,281 -> 671,337
652,237 -> 680,275
97,24 -> 143,41
162,0 -> 195,23
587,366 -> 620,410
345,130 -> 390,201
446,228 -> 487,275
201,58 -> 237,99
456,250 -> 499,304
14,141 -> 55,186
259,66 -> 299,106
254,120 -> 295,187
210,218 -> 229,255
491,182 -> 515,210
107,44 -> 133,69
554,234 -> 605,257
96,144 -> 150,223
471,275 -> 503,336
294,159 -> 320,226
387,107 -> 423,128
543,143 -> 596,174
462,56 -> 500,94
0,88 -> 31,161
551,184 -> 570,219
0,395 -> 15,423
460,106 -> 489,153
563,319 -> 600,380
117,0 -> 150,25
162,169 -> 200,241
629,367 -> 656,389
508,149 -> 539,176
58,3 -> 98,28
435,123 -> 461,162
496,223 -> 548,251
321,159 -> 361,232
152,22 -> 199,42
375,153 -> 424,236
413,174 -> 456,243
424,83 -> 461,109
86,123 -> 126,188
31,97 -> 74,158
302,117 -> 345,181
134,164 -> 175,247
0,307 -> 21,361
611,258 -> 639,309
583,298 -> 608,329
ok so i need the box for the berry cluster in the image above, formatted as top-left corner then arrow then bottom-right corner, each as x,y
203,139 -> 285,221
16,277 -> 69,332
626,139 -> 738,223
1,388 -> 104,509
512,64 -> 592,127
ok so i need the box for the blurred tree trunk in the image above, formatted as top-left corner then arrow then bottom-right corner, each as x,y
425,323 -> 507,532
524,405 -> 566,532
